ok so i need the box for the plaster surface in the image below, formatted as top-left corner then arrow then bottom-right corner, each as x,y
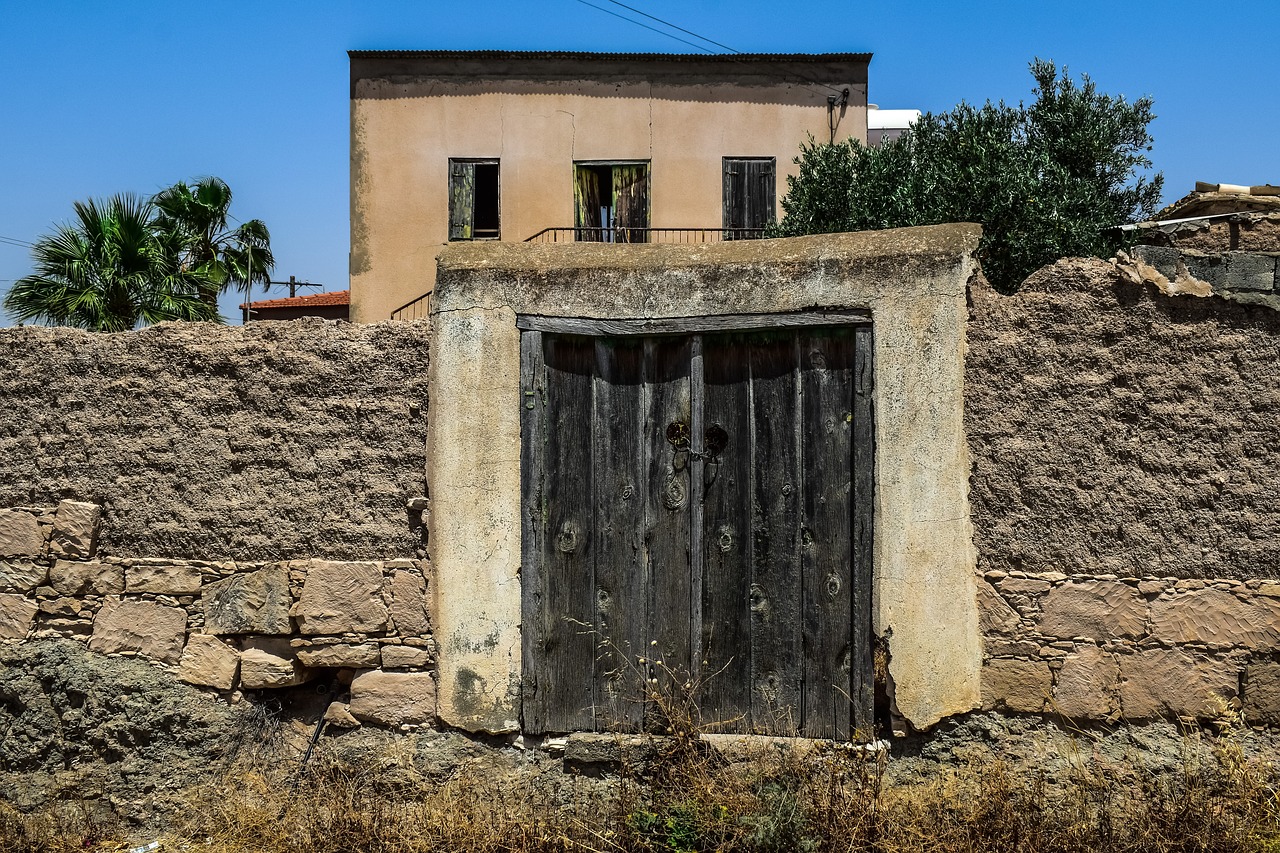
429,227 -> 983,733
350,53 -> 869,321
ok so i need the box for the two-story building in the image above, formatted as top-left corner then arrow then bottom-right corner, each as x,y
348,50 -> 871,322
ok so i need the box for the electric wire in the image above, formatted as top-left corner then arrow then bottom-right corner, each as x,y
0,236 -> 34,249
578,0 -> 851,98
572,0 -> 714,54
595,0 -> 739,54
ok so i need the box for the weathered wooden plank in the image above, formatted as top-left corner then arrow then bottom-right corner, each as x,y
645,336 -> 694,729
519,330 -> 546,732
698,332 -> 754,732
515,312 -> 871,337
799,329 -> 856,739
851,326 -> 876,736
591,338 -> 647,728
536,335 -> 598,732
747,331 -> 803,733
687,335 -> 705,699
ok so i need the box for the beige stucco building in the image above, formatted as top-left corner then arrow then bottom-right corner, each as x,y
349,50 -> 871,322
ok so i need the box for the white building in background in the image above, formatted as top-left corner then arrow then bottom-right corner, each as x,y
867,106 -> 921,146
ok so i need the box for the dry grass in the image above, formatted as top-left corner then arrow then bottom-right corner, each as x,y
2,667 -> 1278,853
0,725 -> 1278,853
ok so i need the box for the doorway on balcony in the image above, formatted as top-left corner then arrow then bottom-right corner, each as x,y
574,162 -> 650,243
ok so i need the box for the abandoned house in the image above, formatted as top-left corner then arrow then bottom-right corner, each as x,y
347,50 -> 870,323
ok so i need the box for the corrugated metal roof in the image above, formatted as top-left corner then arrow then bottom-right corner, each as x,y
348,50 -> 872,62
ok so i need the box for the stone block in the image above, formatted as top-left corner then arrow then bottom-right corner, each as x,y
294,561 -> 388,635
1052,645 -> 1118,720
50,560 -> 124,595
49,500 -> 101,560
1182,253 -> 1228,290
381,645 -> 432,669
323,702 -> 361,728
203,565 -> 292,635
1036,581 -> 1146,641
1243,662 -> 1280,726
89,599 -> 187,663
389,570 -> 429,636
980,658 -> 1052,713
1150,588 -> 1280,648
295,643 -> 381,669
1118,648 -> 1237,721
239,639 -> 312,688
0,594 -> 38,639
127,563 -> 203,595
1221,252 -> 1277,292
349,670 -> 436,726
0,560 -> 47,592
177,634 -> 240,690
996,577 -> 1051,595
0,511 -> 45,557
977,581 -> 1020,635
1132,245 -> 1180,279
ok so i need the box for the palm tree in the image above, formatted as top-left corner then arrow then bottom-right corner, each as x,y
4,194 -> 223,331
151,177 -> 275,307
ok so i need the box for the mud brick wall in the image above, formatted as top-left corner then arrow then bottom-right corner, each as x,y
967,257 -> 1280,725
1135,212 -> 1280,253
0,319 -> 430,561
966,257 -> 1280,581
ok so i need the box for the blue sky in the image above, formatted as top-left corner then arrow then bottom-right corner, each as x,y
1,0 -> 1275,324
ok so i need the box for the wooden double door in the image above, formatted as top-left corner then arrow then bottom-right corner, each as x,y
520,316 -> 874,739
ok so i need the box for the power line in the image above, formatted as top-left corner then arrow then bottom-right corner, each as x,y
578,0 -> 850,98
572,0 -> 713,53
597,0 -> 738,53
0,235 -> 34,249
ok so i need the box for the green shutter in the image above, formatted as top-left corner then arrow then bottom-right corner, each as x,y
448,161 -> 475,240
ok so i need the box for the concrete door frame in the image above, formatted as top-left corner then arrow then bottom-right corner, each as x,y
427,226 -> 983,734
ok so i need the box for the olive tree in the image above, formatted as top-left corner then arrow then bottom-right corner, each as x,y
771,60 -> 1164,292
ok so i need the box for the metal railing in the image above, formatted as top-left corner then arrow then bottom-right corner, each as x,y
388,227 -> 769,320
391,292 -> 431,323
523,226 -> 768,244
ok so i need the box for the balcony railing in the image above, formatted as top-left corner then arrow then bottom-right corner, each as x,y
523,226 -> 768,244
389,227 -> 769,320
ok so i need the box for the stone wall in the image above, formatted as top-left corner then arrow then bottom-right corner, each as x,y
0,500 -> 436,727
978,569 -> 1280,724
0,319 -> 430,560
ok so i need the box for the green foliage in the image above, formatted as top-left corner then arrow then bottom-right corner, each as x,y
5,177 -> 275,330
771,59 -> 1164,292
4,194 -> 222,331
152,176 -> 274,306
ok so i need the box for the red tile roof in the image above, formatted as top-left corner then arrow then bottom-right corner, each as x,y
239,290 -> 351,310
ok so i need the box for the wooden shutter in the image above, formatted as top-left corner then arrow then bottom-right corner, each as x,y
612,164 -> 650,243
521,321 -> 874,739
723,158 -> 776,236
574,166 -> 603,242
448,161 -> 475,240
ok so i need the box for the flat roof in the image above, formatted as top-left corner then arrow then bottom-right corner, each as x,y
349,50 -> 871,89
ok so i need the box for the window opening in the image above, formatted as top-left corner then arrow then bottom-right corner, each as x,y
449,159 -> 500,240
574,162 -> 650,243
